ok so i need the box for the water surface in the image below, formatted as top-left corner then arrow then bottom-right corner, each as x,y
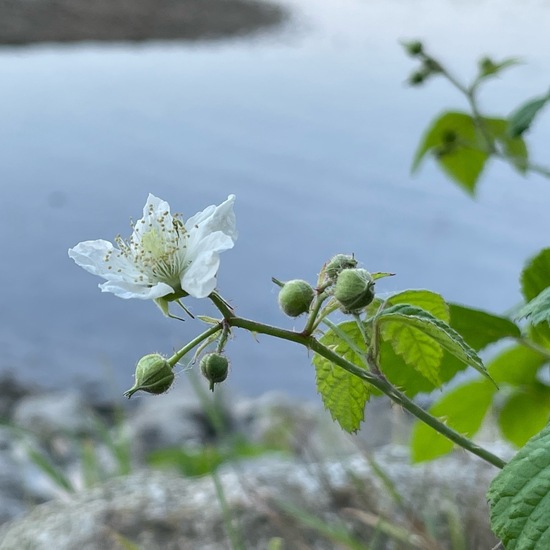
1,0 -> 550,399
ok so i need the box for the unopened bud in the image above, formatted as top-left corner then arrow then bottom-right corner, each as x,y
403,40 -> 424,56
278,279 -> 314,317
325,254 -> 358,281
200,352 -> 229,391
334,268 -> 375,313
408,70 -> 427,86
124,354 -> 174,398
479,56 -> 495,76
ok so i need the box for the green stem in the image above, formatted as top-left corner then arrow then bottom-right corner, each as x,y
167,324 -> 222,367
421,52 -> 496,154
437,57 -> 550,179
217,322 -> 231,353
302,291 -> 328,336
210,291 -> 235,319
224,315 -> 506,469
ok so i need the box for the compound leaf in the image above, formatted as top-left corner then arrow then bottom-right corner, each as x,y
378,304 -> 492,383
313,321 -> 371,433
488,423 -> 550,549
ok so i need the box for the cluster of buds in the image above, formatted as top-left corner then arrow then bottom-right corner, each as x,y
402,40 -> 443,86
326,254 -> 376,313
126,349 -> 231,397
276,253 -> 377,319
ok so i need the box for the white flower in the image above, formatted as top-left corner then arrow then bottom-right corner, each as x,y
68,194 -> 237,300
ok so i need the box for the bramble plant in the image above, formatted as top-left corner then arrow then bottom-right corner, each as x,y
403,40 -> 550,195
68,46 -> 550,548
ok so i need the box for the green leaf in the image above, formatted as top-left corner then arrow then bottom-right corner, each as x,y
313,321 -> 372,433
487,345 -> 547,386
371,271 -> 395,281
378,291 -> 452,385
367,289 -> 449,322
411,379 -> 496,462
148,446 -> 224,477
448,303 -> 520,351
197,315 -> 222,325
412,111 -> 490,195
518,286 -> 550,326
484,117 -> 529,174
498,385 -> 550,447
508,92 -> 550,138
521,248 -> 550,302
367,291 -> 449,391
521,249 -> 550,347
26,446 -> 75,493
488,423 -> 550,549
378,341 -> 460,397
478,56 -> 521,79
378,304 -> 492,383
381,320 -> 443,386
386,289 -> 450,322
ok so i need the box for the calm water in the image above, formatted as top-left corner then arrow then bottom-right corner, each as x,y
1,0 -> 550,400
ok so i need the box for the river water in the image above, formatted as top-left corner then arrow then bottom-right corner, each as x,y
1,0 -> 550,400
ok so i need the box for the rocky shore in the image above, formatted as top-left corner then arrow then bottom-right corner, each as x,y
0,376 -> 506,548
0,0 -> 287,45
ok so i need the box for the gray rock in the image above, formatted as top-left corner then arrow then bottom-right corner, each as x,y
0,375 -> 33,420
125,385 -> 231,462
0,451 -> 27,523
12,391 -> 95,440
0,447 -> 504,549
234,391 -> 359,457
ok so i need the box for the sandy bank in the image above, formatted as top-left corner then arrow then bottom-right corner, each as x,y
0,0 -> 287,45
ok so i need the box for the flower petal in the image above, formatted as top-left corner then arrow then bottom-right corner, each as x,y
68,240 -> 141,283
69,194 -> 237,302
99,280 -> 175,300
185,194 -> 237,248
131,194 -> 174,242
180,232 -> 235,298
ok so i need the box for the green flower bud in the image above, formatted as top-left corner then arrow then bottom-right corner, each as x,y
278,279 -> 314,317
334,268 -> 375,313
324,254 -> 358,281
200,352 -> 229,391
124,353 -> 174,398
479,56 -> 496,76
402,40 -> 424,56
408,70 -> 427,86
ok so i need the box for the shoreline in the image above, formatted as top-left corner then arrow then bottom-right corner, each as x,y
0,376 -> 504,548
0,0 -> 288,45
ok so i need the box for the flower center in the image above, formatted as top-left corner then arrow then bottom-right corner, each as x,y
116,216 -> 189,289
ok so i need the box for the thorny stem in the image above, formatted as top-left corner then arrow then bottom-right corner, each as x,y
419,51 -> 550,179
207,294 -> 506,469
420,51 -> 496,154
209,291 -> 235,319
302,291 -> 329,336
217,321 -> 231,353
167,324 -> 222,368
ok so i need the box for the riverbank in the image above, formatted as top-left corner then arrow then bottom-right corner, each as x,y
0,0 -> 287,45
0,375 -> 506,548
